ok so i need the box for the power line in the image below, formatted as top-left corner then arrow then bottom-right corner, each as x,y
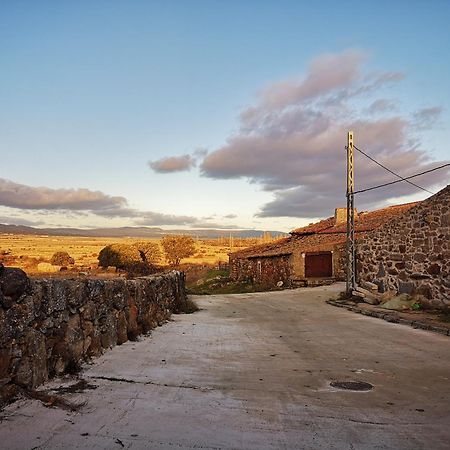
354,163 -> 450,194
354,145 -> 434,195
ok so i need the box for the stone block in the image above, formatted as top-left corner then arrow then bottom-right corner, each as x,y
398,281 -> 415,295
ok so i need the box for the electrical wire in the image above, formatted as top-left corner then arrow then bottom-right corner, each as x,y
353,163 -> 450,194
354,145 -> 434,195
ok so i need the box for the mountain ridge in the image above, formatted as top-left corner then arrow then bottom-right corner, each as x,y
0,223 -> 287,239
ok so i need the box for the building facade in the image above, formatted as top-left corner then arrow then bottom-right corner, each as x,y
229,203 -> 417,289
358,185 -> 449,308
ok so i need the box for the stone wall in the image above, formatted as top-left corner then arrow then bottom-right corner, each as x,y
229,254 -> 292,287
0,271 -> 186,404
358,185 -> 450,308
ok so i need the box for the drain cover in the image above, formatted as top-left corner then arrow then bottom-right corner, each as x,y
330,381 -> 373,391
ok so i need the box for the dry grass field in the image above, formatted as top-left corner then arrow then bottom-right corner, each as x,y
0,234 -> 257,275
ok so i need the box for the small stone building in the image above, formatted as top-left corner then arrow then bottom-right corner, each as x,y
229,203 -> 417,288
358,185 -> 449,308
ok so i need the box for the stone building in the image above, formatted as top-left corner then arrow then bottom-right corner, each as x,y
358,185 -> 449,308
229,203 -> 416,288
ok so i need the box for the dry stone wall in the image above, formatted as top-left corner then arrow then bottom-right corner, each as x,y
357,186 -> 450,308
229,254 -> 292,287
0,271 -> 186,404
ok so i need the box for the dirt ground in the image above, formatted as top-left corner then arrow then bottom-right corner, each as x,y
1,283 -> 449,449
0,234 -> 249,274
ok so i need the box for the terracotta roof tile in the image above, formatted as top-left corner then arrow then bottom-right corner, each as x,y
291,202 -> 419,235
290,217 -> 336,235
230,201 -> 421,260
229,237 -> 292,258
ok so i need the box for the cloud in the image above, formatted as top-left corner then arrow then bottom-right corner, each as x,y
366,99 -> 396,115
0,178 -> 203,227
0,178 -> 126,211
223,214 -> 237,219
133,212 -> 199,226
149,154 -> 196,173
195,49 -> 449,218
0,215 -> 44,227
0,178 -> 246,229
412,106 -> 443,130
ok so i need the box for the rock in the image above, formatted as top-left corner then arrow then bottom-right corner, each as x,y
352,290 -> 365,298
37,262 -> 61,273
374,279 -> 386,293
380,293 -> 414,311
398,281 -> 415,295
360,281 -> 378,291
363,296 -> 380,305
376,262 -> 386,278
356,286 -> 380,305
116,311 -> 128,345
0,263 -> 31,303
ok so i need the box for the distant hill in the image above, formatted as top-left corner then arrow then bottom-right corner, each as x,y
0,223 -> 287,239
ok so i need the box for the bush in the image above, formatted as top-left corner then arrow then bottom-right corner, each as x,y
98,244 -> 140,269
133,241 -> 162,265
175,298 -> 200,314
50,251 -> 74,266
161,235 -> 196,266
98,241 -> 162,271
124,261 -> 159,278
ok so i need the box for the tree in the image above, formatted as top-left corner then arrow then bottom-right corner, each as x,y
133,241 -> 162,265
50,251 -> 74,266
161,235 -> 196,266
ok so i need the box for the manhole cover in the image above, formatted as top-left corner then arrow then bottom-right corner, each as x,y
330,381 -> 373,391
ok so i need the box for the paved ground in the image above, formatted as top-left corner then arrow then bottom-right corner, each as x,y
1,283 -> 450,449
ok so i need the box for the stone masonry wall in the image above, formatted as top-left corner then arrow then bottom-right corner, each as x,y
0,271 -> 186,404
229,255 -> 292,288
358,185 -> 450,308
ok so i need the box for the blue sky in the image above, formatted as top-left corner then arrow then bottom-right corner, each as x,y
0,1 -> 449,231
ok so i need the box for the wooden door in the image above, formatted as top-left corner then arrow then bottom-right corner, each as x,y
305,252 -> 332,278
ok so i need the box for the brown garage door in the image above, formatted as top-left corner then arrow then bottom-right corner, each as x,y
305,252 -> 332,278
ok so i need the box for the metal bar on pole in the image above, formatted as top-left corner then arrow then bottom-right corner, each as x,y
346,131 -> 356,294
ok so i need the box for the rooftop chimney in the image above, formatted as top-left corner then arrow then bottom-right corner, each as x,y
334,208 -> 357,225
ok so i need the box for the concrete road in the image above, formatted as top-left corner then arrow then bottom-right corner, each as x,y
1,283 -> 450,449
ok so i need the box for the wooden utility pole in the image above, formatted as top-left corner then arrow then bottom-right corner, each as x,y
346,131 -> 356,294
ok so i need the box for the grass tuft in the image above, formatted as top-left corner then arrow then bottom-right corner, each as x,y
177,298 -> 200,314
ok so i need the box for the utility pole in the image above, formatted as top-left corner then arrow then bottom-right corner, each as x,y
346,131 -> 356,294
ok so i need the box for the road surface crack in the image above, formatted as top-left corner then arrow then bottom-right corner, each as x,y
88,375 -> 212,392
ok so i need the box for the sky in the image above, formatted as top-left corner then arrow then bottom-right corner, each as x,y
1,0 -> 449,232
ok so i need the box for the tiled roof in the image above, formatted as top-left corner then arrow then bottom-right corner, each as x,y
230,201 -> 420,259
229,237 -> 293,259
290,217 -> 336,235
291,202 -> 419,235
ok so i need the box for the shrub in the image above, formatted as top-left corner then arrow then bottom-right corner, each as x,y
133,241 -> 162,265
161,235 -> 196,266
50,251 -> 74,266
176,297 -> 200,314
98,244 -> 140,269
124,261 -> 159,278
98,242 -> 162,272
